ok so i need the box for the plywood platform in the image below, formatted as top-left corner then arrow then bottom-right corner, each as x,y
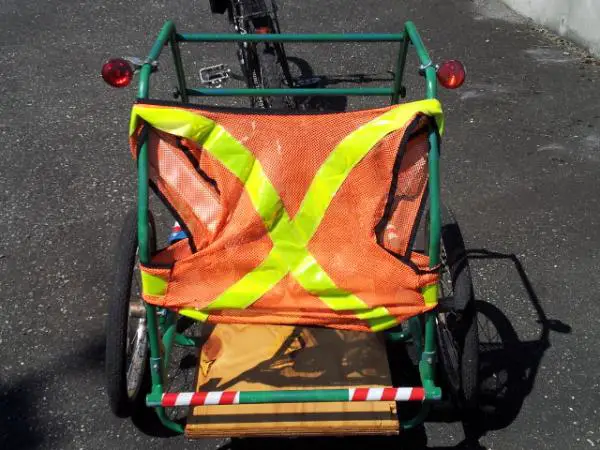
185,324 -> 399,438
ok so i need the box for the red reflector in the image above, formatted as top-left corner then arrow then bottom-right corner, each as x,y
101,58 -> 134,88
437,60 -> 466,89
255,27 -> 271,34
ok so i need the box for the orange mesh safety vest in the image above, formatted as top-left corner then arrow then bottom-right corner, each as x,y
129,99 -> 443,332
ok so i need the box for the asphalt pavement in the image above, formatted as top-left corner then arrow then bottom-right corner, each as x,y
1,0 -> 599,449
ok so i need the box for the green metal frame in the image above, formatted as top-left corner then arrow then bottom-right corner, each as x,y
133,20 -> 442,435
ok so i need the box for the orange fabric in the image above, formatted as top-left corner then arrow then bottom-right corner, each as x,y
132,103 -> 439,331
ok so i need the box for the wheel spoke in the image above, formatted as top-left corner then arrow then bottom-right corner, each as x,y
126,319 -> 148,397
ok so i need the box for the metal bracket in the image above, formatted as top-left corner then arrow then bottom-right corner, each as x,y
149,356 -> 162,373
418,60 -> 438,76
124,56 -> 159,72
420,350 -> 436,366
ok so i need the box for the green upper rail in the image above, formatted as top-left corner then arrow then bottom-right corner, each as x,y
185,87 -> 394,96
176,32 -> 406,42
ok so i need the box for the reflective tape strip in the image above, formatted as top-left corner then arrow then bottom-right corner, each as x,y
133,105 -> 295,310
348,387 -> 425,402
200,115 -> 400,329
366,387 -> 384,401
354,306 -> 400,331
395,388 -> 415,401
174,392 -> 194,406
178,308 -> 208,321
381,388 -> 398,401
131,100 -> 444,330
203,127 -> 291,233
422,283 -> 438,307
141,271 -> 168,297
349,388 -> 368,401
290,252 -> 397,331
293,102 -> 443,242
130,100 -> 443,139
130,105 -> 215,140
161,392 -> 179,407
204,391 -> 223,405
202,250 -> 288,311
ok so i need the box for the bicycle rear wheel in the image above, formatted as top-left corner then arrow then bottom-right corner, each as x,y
250,40 -> 294,109
436,206 -> 479,412
240,2 -> 295,109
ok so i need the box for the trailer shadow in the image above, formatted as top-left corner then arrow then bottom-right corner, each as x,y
0,336 -> 106,450
286,56 -> 394,112
433,249 -> 572,449
221,249 -> 571,450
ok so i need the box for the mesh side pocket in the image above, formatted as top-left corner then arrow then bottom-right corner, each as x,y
376,119 -> 430,258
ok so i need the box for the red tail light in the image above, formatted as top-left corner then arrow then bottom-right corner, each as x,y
437,60 -> 466,89
101,58 -> 134,88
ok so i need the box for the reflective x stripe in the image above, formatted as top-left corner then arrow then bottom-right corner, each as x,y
132,100 -> 443,331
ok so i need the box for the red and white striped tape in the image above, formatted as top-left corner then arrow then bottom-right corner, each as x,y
159,387 -> 425,407
162,391 -> 240,407
348,387 -> 424,402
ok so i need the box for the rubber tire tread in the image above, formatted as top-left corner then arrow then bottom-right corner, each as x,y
439,206 -> 479,411
105,209 -> 139,417
255,43 -> 289,109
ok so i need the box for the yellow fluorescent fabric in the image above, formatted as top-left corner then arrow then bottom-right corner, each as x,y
141,271 -> 168,297
131,100 -> 444,329
178,308 -> 209,322
294,101 -> 443,241
422,283 -> 438,307
129,106 -> 215,140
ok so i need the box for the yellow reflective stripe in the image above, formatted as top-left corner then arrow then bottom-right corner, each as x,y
202,250 -> 288,311
130,99 -> 443,138
141,271 -> 168,297
130,104 -> 216,139
131,100 -> 444,329
355,307 -> 400,332
178,306 -> 396,331
131,105 -> 295,236
202,125 -> 293,234
294,100 -> 443,241
291,252 -> 397,330
178,308 -> 209,321
422,283 -> 438,307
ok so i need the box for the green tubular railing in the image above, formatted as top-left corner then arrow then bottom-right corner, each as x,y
136,20 -> 437,99
146,386 -> 441,408
185,87 -> 394,97
133,19 -> 442,434
177,32 -> 406,42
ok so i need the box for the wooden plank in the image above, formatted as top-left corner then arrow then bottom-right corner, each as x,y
185,324 -> 399,438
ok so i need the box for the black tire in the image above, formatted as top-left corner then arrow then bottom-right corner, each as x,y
105,209 -> 154,417
243,13 -> 295,110
209,0 -> 228,14
436,206 -> 479,412
256,43 -> 289,109
246,42 -> 294,110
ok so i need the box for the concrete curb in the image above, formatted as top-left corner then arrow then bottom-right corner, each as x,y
501,0 -> 600,57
